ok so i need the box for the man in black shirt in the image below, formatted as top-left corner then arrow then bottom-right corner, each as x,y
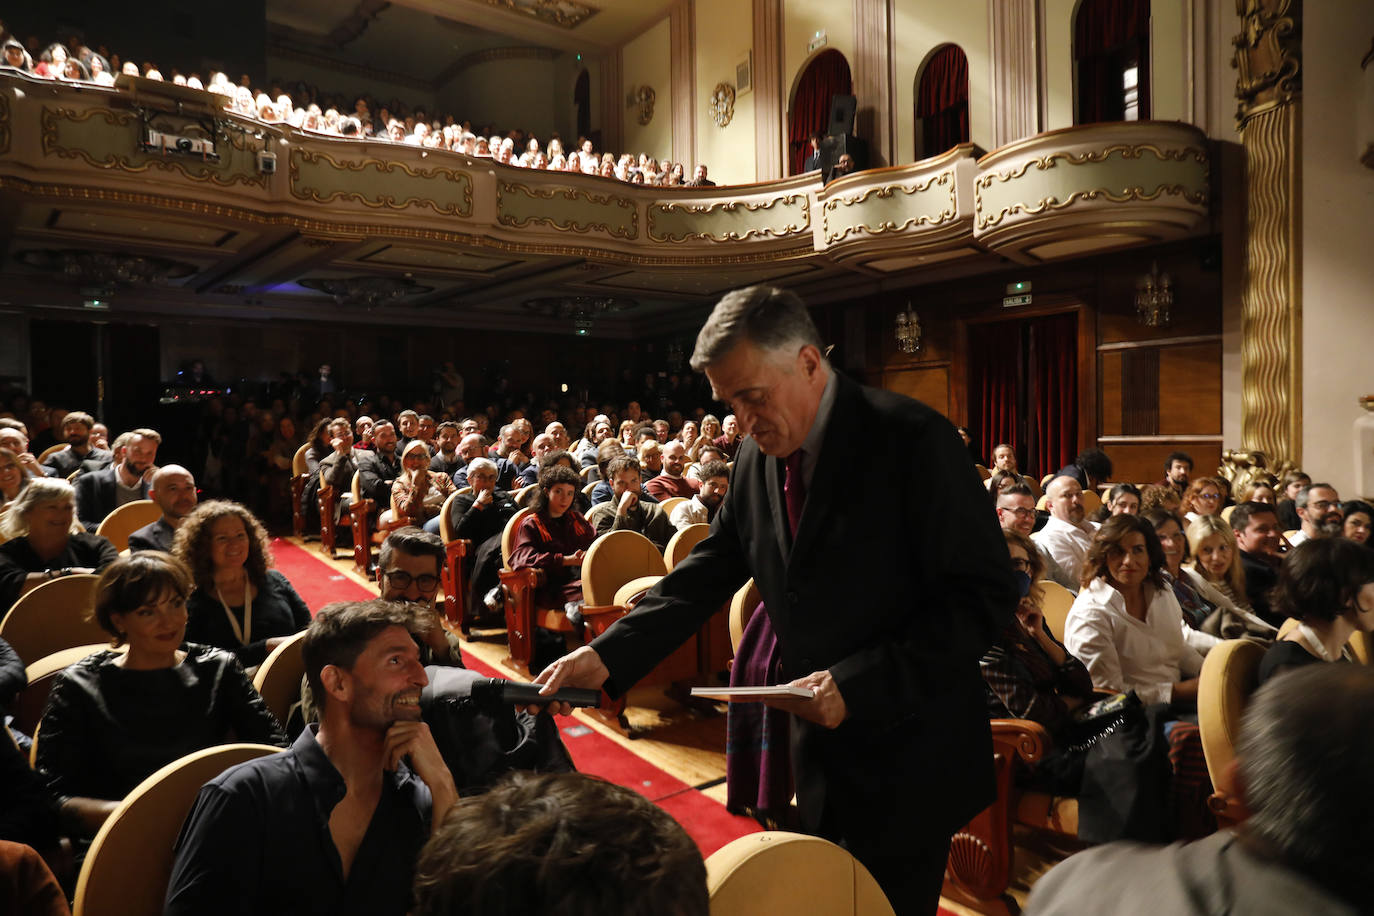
165,600 -> 458,916
1232,501 -> 1285,627
41,411 -> 112,479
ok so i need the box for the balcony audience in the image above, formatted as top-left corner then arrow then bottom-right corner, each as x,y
174,500 -> 312,668
0,478 -> 118,611
35,552 -> 286,838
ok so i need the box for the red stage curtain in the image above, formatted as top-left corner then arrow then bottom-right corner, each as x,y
788,50 -> 852,176
1074,0 -> 1150,124
966,321 -> 1022,469
916,45 -> 969,158
1028,313 -> 1078,479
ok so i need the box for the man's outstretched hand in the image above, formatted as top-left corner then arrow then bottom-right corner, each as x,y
529,646 -> 610,716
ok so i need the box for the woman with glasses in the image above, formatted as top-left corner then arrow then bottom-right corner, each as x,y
1180,478 -> 1225,527
980,530 -> 1094,740
174,501 -> 311,670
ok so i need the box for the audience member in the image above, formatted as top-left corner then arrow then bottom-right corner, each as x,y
1064,515 -> 1203,706
1341,498 -> 1373,544
374,528 -> 464,668
36,553 -> 286,838
72,427 -> 159,532
1092,483 -> 1141,521
1235,476 -> 1278,506
669,459 -> 728,530
0,447 -> 25,513
1033,476 -> 1099,585
174,500 -> 311,668
1183,515 -> 1253,615
1055,447 -> 1112,492
1230,501 -> 1285,627
1139,483 -> 1182,518
1275,470 -> 1310,531
1289,482 -> 1342,546
1157,451 -> 1192,495
128,464 -> 197,552
392,440 -> 456,533
40,411 -> 111,478
165,600 -> 459,916
1180,477 -> 1224,526
586,456 -> 674,550
429,421 -> 463,477
0,478 -> 117,612
713,414 -> 742,459
411,772 -> 708,916
1024,664 -> 1374,915
997,484 -> 1076,592
443,458 -> 518,619
1257,538 -> 1374,684
356,420 -> 401,507
983,443 -> 1033,491
644,440 -> 699,501
0,426 -> 51,480
508,465 -> 594,624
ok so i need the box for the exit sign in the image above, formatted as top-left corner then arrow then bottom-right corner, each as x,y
808,31 -> 828,53
1003,293 -> 1033,307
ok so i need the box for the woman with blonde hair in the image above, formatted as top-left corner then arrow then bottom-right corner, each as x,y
0,477 -> 117,610
174,500 -> 310,668
1184,515 -> 1253,613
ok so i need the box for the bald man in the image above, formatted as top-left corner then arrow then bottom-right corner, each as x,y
1031,476 -> 1099,586
453,433 -> 519,491
128,464 -> 198,552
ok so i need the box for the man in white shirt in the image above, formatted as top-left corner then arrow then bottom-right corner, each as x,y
669,460 -> 729,530
997,485 -> 1077,592
1032,475 -> 1099,586
1288,483 -> 1342,546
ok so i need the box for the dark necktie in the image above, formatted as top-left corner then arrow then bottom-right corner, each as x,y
784,449 -> 806,537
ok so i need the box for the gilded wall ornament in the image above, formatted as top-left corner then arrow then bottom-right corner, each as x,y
709,83 -> 735,128
635,86 -> 656,126
1232,0 -> 1302,129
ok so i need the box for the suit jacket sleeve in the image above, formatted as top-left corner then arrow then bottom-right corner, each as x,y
73,473 -> 103,533
356,454 -> 390,505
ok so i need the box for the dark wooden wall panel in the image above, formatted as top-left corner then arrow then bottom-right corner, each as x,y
882,365 -> 950,416
1104,443 -> 1224,486
1100,351 -> 1123,436
1158,344 -> 1223,434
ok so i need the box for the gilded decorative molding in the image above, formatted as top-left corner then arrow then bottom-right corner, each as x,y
497,181 -> 639,240
0,91 -> 9,155
1239,98 -> 1302,464
1232,0 -> 1302,129
476,0 -> 599,29
709,83 -> 735,128
822,170 -> 958,244
647,194 -> 810,243
974,144 -> 1209,231
289,148 -> 473,217
39,106 -> 268,189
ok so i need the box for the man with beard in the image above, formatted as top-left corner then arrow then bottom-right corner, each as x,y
73,428 -> 160,532
1032,475 -> 1099,586
1157,452 -> 1193,496
357,421 -> 402,506
376,528 -> 465,668
646,440 -> 700,502
586,457 -> 675,550
127,465 -> 197,552
669,460 -> 728,530
1232,501 -> 1286,628
165,600 -> 459,916
429,422 -> 464,478
1288,483 -> 1343,547
42,411 -> 112,478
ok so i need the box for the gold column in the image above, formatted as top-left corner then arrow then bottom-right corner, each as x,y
1234,0 -> 1302,466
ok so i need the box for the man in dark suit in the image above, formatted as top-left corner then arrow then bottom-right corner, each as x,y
128,464 -> 197,552
802,131 -> 823,172
73,428 -> 160,532
535,286 -> 1016,914
1232,500 -> 1285,627
356,420 -> 401,506
41,411 -> 112,479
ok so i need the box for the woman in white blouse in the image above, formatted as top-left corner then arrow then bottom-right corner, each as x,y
1064,514 -> 1205,708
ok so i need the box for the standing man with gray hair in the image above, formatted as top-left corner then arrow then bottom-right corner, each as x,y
1025,663 -> 1374,914
535,285 -> 1016,914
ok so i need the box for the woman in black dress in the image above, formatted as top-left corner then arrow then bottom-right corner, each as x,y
1258,538 -> 1374,685
35,552 -> 286,837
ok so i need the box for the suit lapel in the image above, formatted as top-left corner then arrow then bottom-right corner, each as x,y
787,373 -> 861,568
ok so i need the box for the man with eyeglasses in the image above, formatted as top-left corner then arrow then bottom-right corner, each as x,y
377,528 -> 465,668
1289,483 -> 1343,547
997,484 -> 1078,592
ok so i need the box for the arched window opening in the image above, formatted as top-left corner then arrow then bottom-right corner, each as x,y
787,49 -> 852,176
914,44 -> 970,161
1074,0 -> 1150,124
574,69 -> 591,140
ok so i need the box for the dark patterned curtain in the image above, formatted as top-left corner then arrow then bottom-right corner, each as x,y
1074,0 -> 1150,124
788,50 -> 852,176
916,45 -> 969,159
1028,313 -> 1079,479
966,321 -> 1022,469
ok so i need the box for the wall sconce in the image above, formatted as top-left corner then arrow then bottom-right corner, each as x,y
895,303 -> 922,354
1134,261 -> 1172,327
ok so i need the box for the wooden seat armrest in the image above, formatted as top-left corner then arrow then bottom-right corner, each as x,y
444,539 -> 470,562
349,497 -> 376,519
988,718 -> 1051,766
499,567 -> 545,588
579,604 -> 629,638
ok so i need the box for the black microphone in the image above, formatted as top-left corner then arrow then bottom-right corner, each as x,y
469,677 -> 602,709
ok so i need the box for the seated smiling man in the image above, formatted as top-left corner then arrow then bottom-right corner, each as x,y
166,600 -> 459,916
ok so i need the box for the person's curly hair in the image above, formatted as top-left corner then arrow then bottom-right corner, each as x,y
1080,514 -> 1167,592
172,500 -> 275,591
411,772 -> 708,916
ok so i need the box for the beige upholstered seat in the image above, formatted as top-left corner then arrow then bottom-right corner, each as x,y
706,831 -> 894,916
581,530 -> 667,607
95,500 -> 162,552
1197,637 -> 1265,826
290,443 -> 311,538
72,743 -> 283,916
729,578 -> 761,653
1034,580 -> 1077,640
657,496 -> 688,518
437,491 -> 473,629
664,523 -> 709,570
0,574 -> 104,665
251,630 -> 308,727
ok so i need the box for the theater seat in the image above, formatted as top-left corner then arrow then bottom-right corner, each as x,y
1197,638 -> 1264,827
436,491 -> 473,632
95,500 -> 161,553
706,831 -> 894,916
0,574 -> 104,665
664,523 -> 709,570
251,631 -> 308,729
72,743 -> 282,916
1034,580 -> 1076,640
290,444 -> 310,539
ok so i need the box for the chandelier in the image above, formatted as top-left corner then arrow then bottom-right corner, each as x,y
16,249 -> 196,285
299,275 -> 433,307
522,296 -> 639,336
894,303 -> 922,354
1134,261 -> 1173,327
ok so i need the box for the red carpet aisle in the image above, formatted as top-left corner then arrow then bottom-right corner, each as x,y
270,538 -> 761,856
